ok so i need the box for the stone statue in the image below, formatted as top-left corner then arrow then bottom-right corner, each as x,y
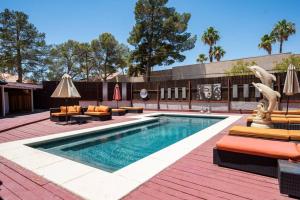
251,82 -> 281,128
248,65 -> 276,88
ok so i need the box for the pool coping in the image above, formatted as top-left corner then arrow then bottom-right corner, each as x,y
0,112 -> 241,200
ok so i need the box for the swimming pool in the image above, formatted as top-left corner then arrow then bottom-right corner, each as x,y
30,115 -> 223,172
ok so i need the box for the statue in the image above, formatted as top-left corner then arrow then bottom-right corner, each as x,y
248,65 -> 276,88
251,82 -> 281,128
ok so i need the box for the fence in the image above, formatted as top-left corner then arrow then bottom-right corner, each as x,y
34,72 -> 300,112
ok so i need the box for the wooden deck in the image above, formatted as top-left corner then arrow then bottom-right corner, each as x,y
0,112 -> 295,200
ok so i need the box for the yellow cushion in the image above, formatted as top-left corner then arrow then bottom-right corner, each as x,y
87,105 -> 95,112
95,105 -> 109,112
229,126 -> 290,140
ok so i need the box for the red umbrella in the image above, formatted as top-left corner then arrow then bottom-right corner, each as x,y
113,83 -> 121,108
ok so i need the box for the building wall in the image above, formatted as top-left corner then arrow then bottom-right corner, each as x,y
121,53 -> 298,82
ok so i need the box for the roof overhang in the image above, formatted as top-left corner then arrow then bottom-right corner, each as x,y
2,82 -> 43,90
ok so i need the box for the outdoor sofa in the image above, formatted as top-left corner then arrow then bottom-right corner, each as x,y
213,133 -> 300,198
119,106 -> 144,113
83,105 -> 112,121
50,105 -> 82,122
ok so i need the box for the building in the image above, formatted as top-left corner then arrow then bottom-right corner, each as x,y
117,53 -> 299,82
0,74 -> 42,117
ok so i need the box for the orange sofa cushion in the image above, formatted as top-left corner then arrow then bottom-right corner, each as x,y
229,126 -> 289,140
87,105 -> 95,112
95,105 -> 109,113
60,106 -> 67,113
74,105 -> 81,113
216,135 -> 300,161
67,106 -> 77,113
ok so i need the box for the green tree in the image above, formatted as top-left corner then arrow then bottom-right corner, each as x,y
128,0 -> 196,82
91,33 -> 128,81
225,60 -> 256,76
0,9 -> 47,82
201,27 -> 220,62
48,40 -> 81,80
258,34 -> 275,55
273,55 -> 300,72
212,46 -> 225,62
196,54 -> 207,63
271,19 -> 296,53
76,42 -> 94,81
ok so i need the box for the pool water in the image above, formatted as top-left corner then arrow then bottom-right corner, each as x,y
30,115 -> 223,172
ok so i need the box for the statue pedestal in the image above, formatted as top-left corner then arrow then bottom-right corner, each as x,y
251,119 -> 273,129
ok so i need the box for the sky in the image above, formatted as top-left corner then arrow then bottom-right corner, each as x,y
1,0 -> 300,70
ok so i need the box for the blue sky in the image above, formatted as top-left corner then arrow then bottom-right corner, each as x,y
1,0 -> 300,70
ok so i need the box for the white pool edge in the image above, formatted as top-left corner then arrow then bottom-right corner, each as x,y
0,112 -> 242,200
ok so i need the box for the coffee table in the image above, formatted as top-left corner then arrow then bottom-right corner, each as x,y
70,115 -> 92,124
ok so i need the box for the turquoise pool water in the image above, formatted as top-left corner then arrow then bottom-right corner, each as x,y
30,115 -> 223,172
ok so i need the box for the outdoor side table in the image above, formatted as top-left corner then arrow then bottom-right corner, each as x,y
70,115 -> 91,124
112,109 -> 126,116
278,159 -> 300,198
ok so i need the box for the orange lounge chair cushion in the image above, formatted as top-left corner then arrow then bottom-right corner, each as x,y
288,130 -> 300,141
216,135 -> 300,161
247,116 -> 289,124
120,107 -> 143,110
84,112 -> 110,116
87,105 -> 95,112
112,109 -> 126,112
229,126 -> 289,140
95,105 -> 109,113
288,118 -> 300,124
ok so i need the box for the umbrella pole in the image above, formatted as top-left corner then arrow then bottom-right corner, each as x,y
117,101 -> 118,109
65,99 -> 68,125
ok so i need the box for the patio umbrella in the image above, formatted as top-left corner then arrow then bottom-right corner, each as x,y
113,83 -> 121,108
51,74 -> 81,123
283,64 -> 300,113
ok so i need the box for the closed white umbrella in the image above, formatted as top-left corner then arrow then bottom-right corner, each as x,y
51,74 -> 81,123
283,64 -> 300,113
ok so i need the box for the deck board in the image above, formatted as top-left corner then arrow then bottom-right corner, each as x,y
0,113 -> 295,200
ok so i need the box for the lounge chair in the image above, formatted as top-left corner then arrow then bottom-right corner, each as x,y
229,125 -> 300,141
84,105 -> 112,121
119,106 -> 143,113
247,116 -> 300,130
112,108 -> 126,116
213,135 -> 300,178
50,105 -> 82,122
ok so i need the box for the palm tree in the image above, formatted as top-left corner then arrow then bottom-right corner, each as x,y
271,19 -> 296,53
196,54 -> 208,63
201,27 -> 220,62
258,34 -> 275,55
212,46 -> 226,62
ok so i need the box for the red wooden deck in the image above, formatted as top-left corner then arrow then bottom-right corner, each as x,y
0,113 -> 294,200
